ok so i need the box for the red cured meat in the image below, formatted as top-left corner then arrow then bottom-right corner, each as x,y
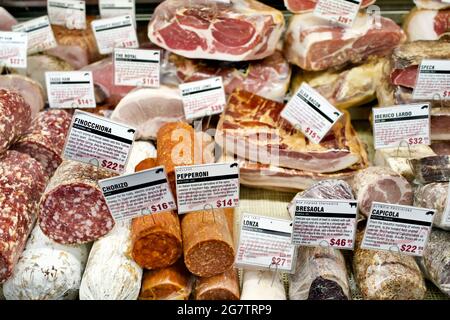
158,22 -> 207,51
390,65 -> 418,88
212,19 -> 256,47
434,10 -> 450,37
0,7 -> 17,31
284,0 -> 376,13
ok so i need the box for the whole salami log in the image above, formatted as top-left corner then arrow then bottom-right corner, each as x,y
0,89 -> 32,154
241,270 -> 286,300
193,268 -> 240,300
139,259 -> 193,300
39,160 -> 116,244
0,151 -> 46,283
3,225 -> 89,300
414,183 -> 450,230
13,110 -> 72,177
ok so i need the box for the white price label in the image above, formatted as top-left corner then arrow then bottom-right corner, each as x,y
281,83 -> 342,144
373,104 -> 430,149
361,202 -> 435,257
236,214 -> 296,273
0,32 -> 27,69
45,71 -> 96,109
47,0 -> 86,30
292,199 -> 357,250
99,166 -> 177,221
175,162 -> 239,214
12,16 -> 57,54
114,48 -> 160,87
314,0 -> 362,27
413,60 -> 450,100
63,110 -> 136,174
99,0 -> 135,22
179,77 -> 227,120
91,15 -> 138,55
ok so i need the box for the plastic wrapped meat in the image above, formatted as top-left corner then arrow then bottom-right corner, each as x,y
414,183 -> 450,230
241,270 -> 286,300
414,0 -> 450,9
284,0 -> 375,13
404,8 -> 450,41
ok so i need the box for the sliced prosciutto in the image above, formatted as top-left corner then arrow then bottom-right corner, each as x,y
404,9 -> 450,41
284,12 -> 405,71
148,0 -> 284,61
284,0 -> 376,13
216,90 -> 367,173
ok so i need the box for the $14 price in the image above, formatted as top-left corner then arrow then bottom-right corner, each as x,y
216,199 -> 234,208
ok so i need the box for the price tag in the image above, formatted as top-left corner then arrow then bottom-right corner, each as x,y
63,110 -> 136,174
373,104 -> 430,149
114,48 -> 160,87
361,202 -> 435,257
47,0 -> 86,30
99,0 -> 135,22
91,15 -> 138,55
179,77 -> 227,120
235,214 -> 296,273
314,0 -> 362,27
281,83 -> 342,144
292,199 -> 357,250
99,166 -> 177,221
45,71 -> 96,109
175,162 -> 239,214
0,32 -> 27,69
12,16 -> 57,55
413,60 -> 450,100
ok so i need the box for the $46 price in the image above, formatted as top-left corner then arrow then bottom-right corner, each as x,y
330,238 -> 350,247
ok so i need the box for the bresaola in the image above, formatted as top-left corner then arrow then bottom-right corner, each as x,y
284,0 -> 376,13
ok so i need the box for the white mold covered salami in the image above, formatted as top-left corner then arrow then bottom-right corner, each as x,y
39,160 -> 116,245
2,226 -> 89,300
241,270 -> 286,300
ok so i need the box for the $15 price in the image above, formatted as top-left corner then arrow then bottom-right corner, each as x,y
305,127 -> 320,141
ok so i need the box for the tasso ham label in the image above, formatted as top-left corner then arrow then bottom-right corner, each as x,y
12,16 -> 57,54
413,60 -> 450,100
292,199 -> 357,250
314,0 -> 362,27
63,110 -> 136,174
47,0 -> 86,30
175,162 -> 239,214
99,166 -> 176,221
45,71 -> 96,109
114,48 -> 160,87
91,15 -> 138,55
281,83 -> 343,144
179,77 -> 227,120
236,213 -> 296,273
99,0 -> 135,21
361,202 -> 435,257
0,32 -> 27,69
373,104 -> 430,149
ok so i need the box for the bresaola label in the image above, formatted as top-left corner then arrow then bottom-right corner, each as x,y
373,104 -> 431,149
99,166 -> 176,221
63,110 -> 136,174
175,162 -> 240,214
413,60 -> 450,100
292,199 -> 357,250
114,48 -> 160,87
361,202 -> 435,257
91,15 -> 138,55
12,16 -> 57,54
0,31 -> 27,69
45,71 -> 96,109
47,0 -> 86,30
281,83 -> 343,144
314,0 -> 362,27
236,213 -> 296,273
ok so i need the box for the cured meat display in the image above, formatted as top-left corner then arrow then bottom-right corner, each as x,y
193,268 -> 240,300
39,161 -> 116,245
284,12 -> 405,71
241,270 -> 286,300
284,0 -> 376,13
404,8 -> 450,41
409,156 -> 450,184
415,0 -> 450,9
2,226 -> 89,300
414,183 -> 450,230
0,151 -> 46,283
148,0 -> 285,61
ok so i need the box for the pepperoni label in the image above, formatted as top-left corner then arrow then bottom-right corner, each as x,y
12,16 -> 57,54
0,31 -> 27,69
47,0 -> 86,30
114,48 -> 160,87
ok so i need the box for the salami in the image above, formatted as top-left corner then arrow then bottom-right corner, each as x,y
193,268 -> 240,300
139,259 -> 193,300
39,160 -> 116,244
3,225 -> 89,300
241,270 -> 286,300
0,151 -> 46,283
13,110 -> 72,177
414,183 -> 450,230
0,89 -> 32,154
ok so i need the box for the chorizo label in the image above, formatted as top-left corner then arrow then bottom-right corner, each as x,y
281,83 -> 343,144
373,104 -> 430,149
114,48 -> 160,87
292,199 -> 357,250
175,162 -> 239,214
47,0 -> 86,30
0,31 -> 27,69
236,214 -> 296,273
361,202 -> 435,257
63,110 -> 136,174
45,71 -> 96,109
413,60 -> 450,101
179,76 -> 227,120
99,0 -> 135,22
12,16 -> 57,54
314,0 -> 362,27
99,166 -> 176,221
91,15 -> 138,55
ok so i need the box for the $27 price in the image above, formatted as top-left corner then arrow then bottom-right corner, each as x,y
271,257 -> 286,267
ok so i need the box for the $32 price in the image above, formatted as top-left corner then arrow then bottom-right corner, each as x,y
408,137 -> 424,145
